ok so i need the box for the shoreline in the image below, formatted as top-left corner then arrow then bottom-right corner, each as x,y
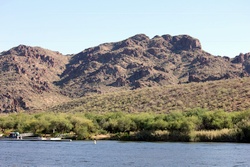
86,129 -> 248,143
1,128 -> 247,143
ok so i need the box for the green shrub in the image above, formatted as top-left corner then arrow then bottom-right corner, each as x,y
201,110 -> 233,130
235,119 -> 250,142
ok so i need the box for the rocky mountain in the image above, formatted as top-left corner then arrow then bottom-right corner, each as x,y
0,45 -> 70,112
0,34 -> 249,112
56,34 -> 247,97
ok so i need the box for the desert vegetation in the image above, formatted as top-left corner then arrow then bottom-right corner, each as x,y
1,109 -> 250,142
50,77 -> 250,113
2,75 -> 250,142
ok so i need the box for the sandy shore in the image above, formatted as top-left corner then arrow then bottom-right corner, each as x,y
91,134 -> 111,140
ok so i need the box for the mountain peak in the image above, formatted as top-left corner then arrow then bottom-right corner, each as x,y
129,34 -> 150,41
2,44 -> 64,58
171,35 -> 202,50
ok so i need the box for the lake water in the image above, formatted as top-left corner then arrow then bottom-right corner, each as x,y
0,141 -> 249,167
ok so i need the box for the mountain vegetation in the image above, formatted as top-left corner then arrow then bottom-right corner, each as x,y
50,77 -> 250,113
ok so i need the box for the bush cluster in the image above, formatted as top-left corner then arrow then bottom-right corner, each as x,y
1,109 -> 250,142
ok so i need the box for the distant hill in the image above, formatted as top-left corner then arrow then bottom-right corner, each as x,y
0,34 -> 250,112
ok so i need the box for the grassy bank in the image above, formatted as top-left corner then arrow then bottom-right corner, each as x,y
110,129 -> 237,142
1,109 -> 250,142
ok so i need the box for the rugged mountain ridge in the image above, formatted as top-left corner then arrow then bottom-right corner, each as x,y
0,34 -> 249,112
57,34 -> 247,97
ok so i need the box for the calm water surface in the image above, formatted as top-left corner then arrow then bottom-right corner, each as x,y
0,141 -> 250,167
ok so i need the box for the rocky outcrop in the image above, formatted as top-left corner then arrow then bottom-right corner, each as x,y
171,35 -> 202,50
112,77 -> 127,87
0,93 -> 28,113
231,53 -> 250,64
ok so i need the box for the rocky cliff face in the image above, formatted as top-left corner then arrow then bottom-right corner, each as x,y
0,34 -> 249,112
0,45 -> 70,112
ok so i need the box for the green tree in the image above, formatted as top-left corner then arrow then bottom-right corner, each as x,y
236,119 -> 250,142
147,117 -> 168,131
70,116 -> 96,139
202,110 -> 233,130
116,116 -> 136,132
102,118 -> 118,133
27,118 -> 49,134
48,114 -> 73,134
131,113 -> 155,131
0,116 -> 15,133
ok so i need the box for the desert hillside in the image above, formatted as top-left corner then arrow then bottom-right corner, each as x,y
50,77 -> 250,113
0,34 -> 250,112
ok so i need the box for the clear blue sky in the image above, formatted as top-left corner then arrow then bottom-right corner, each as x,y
0,0 -> 249,57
